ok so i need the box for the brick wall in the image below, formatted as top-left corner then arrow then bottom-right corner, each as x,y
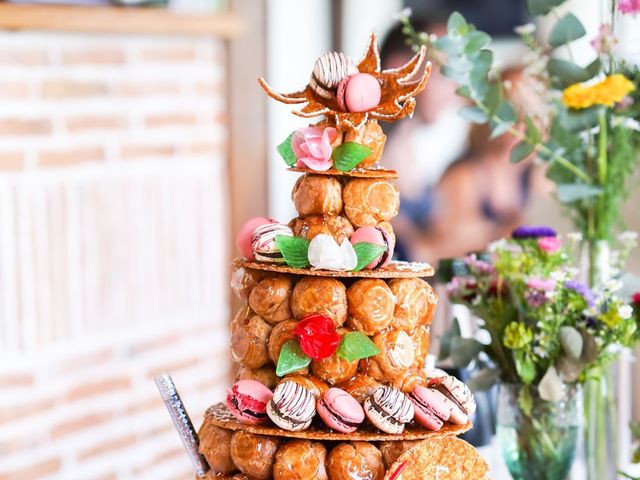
0,32 -> 230,479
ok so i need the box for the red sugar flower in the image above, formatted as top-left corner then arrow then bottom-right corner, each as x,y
293,314 -> 342,360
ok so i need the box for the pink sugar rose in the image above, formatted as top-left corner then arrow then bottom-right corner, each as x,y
538,236 -> 562,253
619,0 -> 640,14
291,127 -> 337,171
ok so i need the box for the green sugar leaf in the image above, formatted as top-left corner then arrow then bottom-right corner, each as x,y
275,235 -> 310,268
276,340 -> 311,376
277,132 -> 296,167
337,332 -> 380,362
332,142 -> 372,172
549,13 -> 585,48
352,242 -> 387,271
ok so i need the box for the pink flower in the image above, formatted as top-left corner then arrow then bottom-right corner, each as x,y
527,277 -> 556,292
591,24 -> 618,54
291,127 -> 337,171
538,236 -> 562,253
619,0 -> 640,14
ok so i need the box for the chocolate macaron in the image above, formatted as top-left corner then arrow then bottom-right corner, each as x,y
267,381 -> 316,431
364,386 -> 414,434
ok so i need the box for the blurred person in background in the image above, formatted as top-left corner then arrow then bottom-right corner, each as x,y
382,20 -> 537,265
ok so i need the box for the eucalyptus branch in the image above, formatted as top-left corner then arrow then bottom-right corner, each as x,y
473,99 -> 593,183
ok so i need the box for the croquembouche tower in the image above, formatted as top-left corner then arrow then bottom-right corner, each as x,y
195,33 -> 489,479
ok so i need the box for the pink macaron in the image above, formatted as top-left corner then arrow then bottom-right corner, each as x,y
236,217 -> 273,259
337,73 -> 381,113
226,380 -> 273,425
409,385 -> 451,431
317,387 -> 365,433
350,226 -> 395,269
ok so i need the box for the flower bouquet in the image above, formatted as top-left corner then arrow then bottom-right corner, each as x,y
439,226 -> 638,479
400,2 -> 640,476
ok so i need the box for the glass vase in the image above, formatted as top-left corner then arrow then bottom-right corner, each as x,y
582,239 -> 620,480
497,383 -> 582,480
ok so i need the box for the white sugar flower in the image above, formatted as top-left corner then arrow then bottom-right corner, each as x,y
308,234 -> 357,271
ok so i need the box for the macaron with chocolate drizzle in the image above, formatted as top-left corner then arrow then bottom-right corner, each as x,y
427,369 -> 476,425
267,381 -> 316,431
364,385 -> 414,434
251,222 -> 294,263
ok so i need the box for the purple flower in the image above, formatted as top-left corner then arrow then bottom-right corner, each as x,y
525,290 -> 548,308
512,225 -> 557,239
565,280 -> 596,307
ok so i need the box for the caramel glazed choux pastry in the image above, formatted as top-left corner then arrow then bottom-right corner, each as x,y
291,276 -> 347,327
230,308 -> 272,370
292,174 -> 342,216
342,178 -> 400,228
346,279 -> 396,335
388,277 -> 438,332
230,430 -> 280,480
273,440 -> 328,480
288,214 -> 354,243
248,274 -> 293,324
327,442 -> 385,480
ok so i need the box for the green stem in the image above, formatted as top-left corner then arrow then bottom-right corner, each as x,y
476,101 -> 592,183
597,109 -> 608,186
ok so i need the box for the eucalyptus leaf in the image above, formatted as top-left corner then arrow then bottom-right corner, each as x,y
434,35 -> 465,56
275,235 -> 310,268
465,31 -> 491,54
538,366 -> 564,402
458,106 -> 488,124
450,337 -> 485,368
556,183 -> 602,203
484,82 -> 501,114
525,116 -> 541,143
549,13 -> 586,48
547,58 -> 591,86
447,11 -> 468,36
560,326 -> 583,359
585,58 -> 602,78
456,85 -> 471,98
332,142 -> 372,172
511,141 -> 535,163
441,64 -> 469,84
527,0 -> 566,15
467,368 -> 501,391
277,132 -> 296,167
490,119 -> 514,139
563,107 -> 600,132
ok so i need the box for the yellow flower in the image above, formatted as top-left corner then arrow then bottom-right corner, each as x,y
600,309 -> 622,328
503,321 -> 533,350
562,74 -> 636,110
